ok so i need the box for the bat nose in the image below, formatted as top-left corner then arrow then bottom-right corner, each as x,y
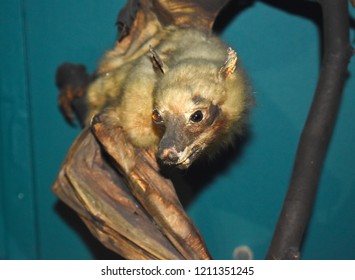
158,147 -> 179,164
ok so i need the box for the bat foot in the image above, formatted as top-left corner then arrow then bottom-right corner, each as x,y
55,63 -> 91,126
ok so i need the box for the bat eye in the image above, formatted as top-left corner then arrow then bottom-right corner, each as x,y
190,110 -> 204,123
152,109 -> 163,124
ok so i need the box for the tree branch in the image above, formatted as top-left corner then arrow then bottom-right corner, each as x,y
266,0 -> 353,260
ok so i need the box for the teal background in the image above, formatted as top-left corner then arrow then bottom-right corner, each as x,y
0,0 -> 354,259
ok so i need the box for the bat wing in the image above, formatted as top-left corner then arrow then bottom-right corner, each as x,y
53,118 -> 210,259
117,0 -> 230,37
53,128 -> 186,259
98,0 -> 230,73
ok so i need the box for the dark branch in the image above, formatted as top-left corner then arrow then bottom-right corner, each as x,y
266,0 -> 353,260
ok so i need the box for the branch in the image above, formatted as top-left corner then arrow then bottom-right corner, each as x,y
266,0 -> 353,260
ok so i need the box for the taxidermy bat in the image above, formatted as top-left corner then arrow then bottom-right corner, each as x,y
87,28 -> 251,169
54,0 -> 252,260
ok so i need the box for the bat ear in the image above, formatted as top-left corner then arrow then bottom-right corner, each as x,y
149,46 -> 167,75
218,47 -> 238,80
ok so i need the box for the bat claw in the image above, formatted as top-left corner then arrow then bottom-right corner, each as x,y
90,113 -> 103,127
55,63 -> 91,126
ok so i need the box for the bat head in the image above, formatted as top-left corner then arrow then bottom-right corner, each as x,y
151,47 -> 249,169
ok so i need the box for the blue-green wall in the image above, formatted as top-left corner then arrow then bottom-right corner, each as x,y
1,0 -> 354,259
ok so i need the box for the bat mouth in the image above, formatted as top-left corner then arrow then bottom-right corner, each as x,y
175,146 -> 202,169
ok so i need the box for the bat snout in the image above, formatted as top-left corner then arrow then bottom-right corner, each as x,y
157,147 -> 180,165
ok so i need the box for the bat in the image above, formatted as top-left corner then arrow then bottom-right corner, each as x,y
87,23 -> 251,170
54,0 -> 251,259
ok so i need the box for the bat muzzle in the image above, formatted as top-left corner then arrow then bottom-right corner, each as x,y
156,115 -> 206,169
157,145 -> 202,169
157,146 -> 180,164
